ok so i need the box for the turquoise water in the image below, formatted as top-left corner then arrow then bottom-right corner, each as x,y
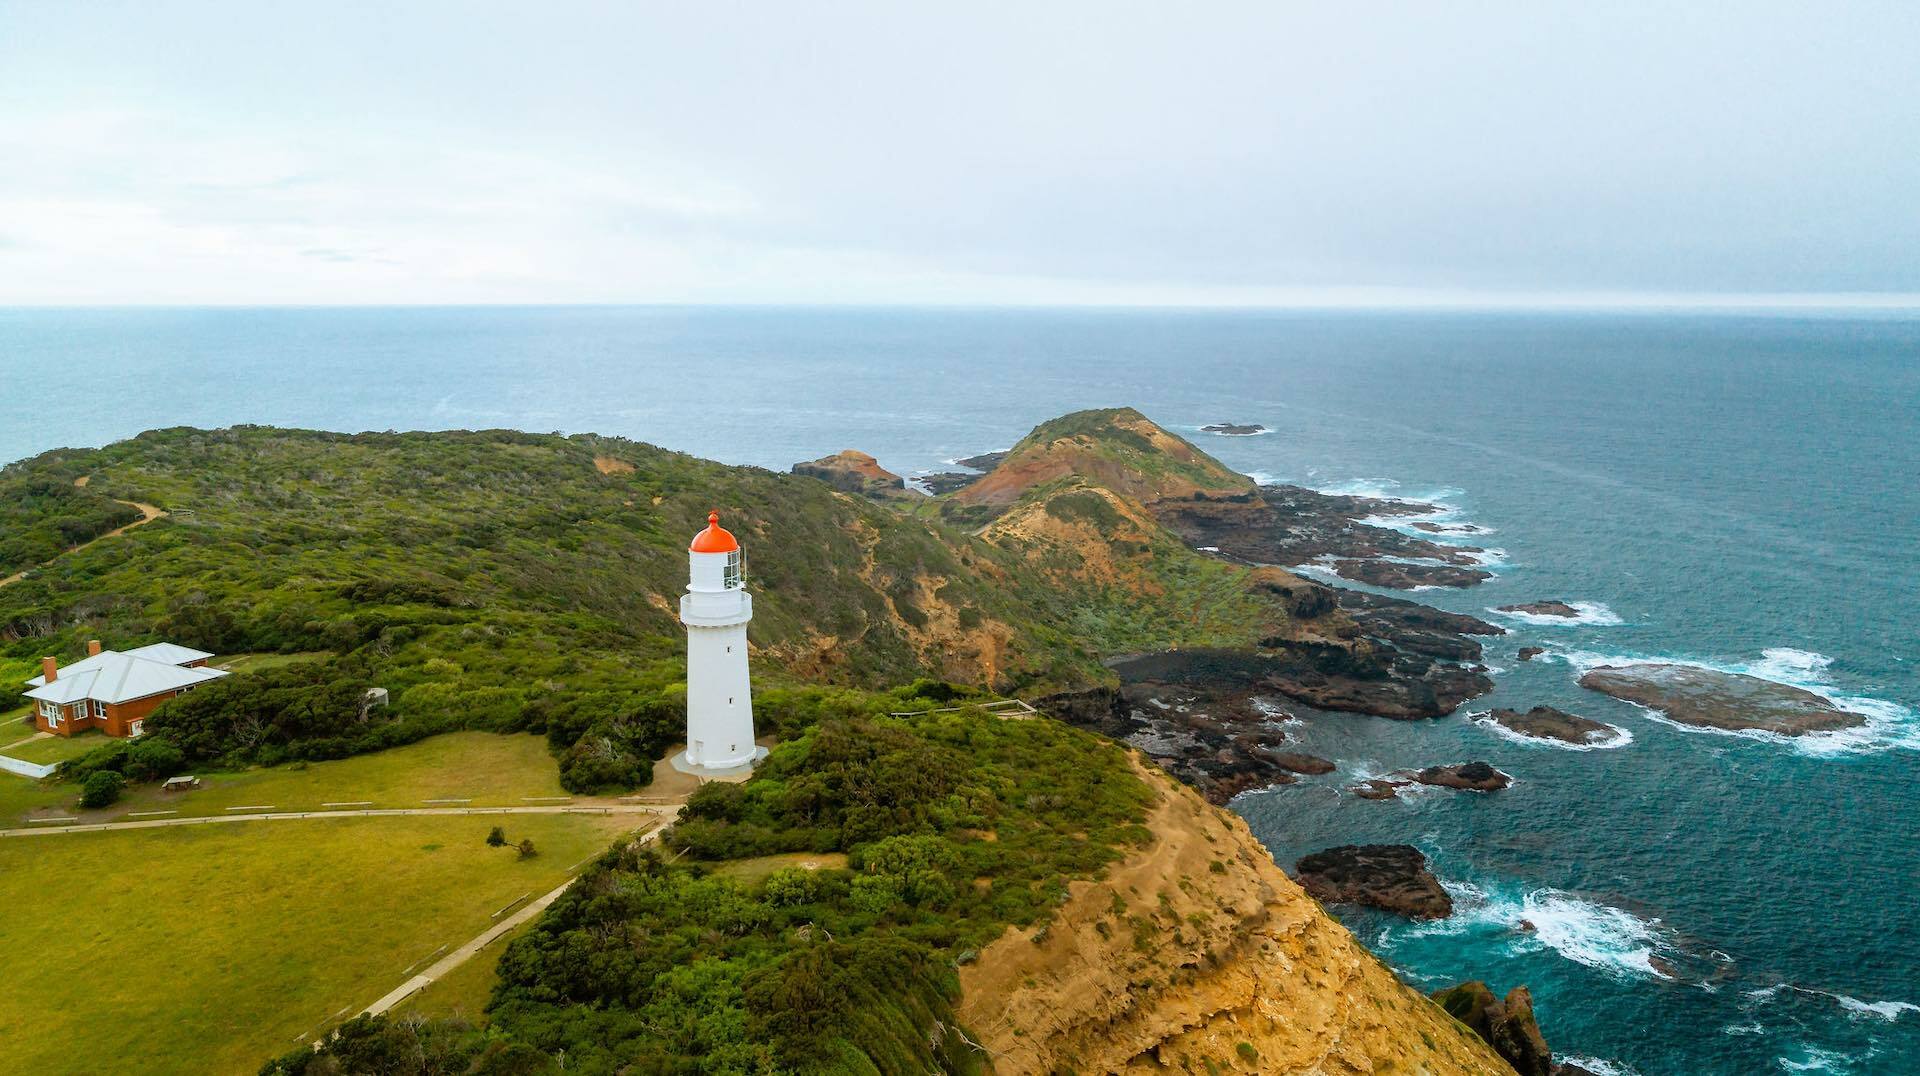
3,307 -> 1917,1073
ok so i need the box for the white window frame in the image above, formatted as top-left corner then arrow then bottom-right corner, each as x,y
39,701 -> 60,725
92,699 -> 107,719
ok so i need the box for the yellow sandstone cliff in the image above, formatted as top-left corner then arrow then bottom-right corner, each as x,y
957,760 -> 1513,1075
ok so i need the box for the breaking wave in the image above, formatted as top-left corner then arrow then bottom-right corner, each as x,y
1403,880 -> 1674,981
1487,600 -> 1624,627
1468,709 -> 1633,751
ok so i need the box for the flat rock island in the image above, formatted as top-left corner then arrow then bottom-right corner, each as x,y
1578,663 -> 1864,735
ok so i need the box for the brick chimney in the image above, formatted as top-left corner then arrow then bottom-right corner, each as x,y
87,639 -> 102,656
41,657 -> 57,683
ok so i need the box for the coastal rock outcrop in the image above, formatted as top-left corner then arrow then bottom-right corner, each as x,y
791,449 -> 911,499
1112,646 -> 1494,722
1347,762 -> 1511,798
1517,646 -> 1545,661
1431,982 -> 1563,1076
1201,421 -> 1267,435
1489,705 -> 1624,746
1578,663 -> 1863,735
1413,761 -> 1512,791
1495,600 -> 1583,618
1334,558 -> 1492,590
1034,685 -> 1331,804
956,767 -> 1510,1074
1294,844 -> 1454,919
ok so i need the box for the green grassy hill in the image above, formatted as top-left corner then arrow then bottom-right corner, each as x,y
2,419 -> 1321,793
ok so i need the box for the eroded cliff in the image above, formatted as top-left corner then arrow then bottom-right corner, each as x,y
957,759 -> 1513,1075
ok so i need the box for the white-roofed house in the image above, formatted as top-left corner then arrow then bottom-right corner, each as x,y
22,640 -> 227,739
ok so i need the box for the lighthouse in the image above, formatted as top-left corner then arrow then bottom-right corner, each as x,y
672,511 -> 768,777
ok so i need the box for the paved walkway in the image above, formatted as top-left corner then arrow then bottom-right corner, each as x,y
0,802 -> 670,840
359,823 -> 664,1019
0,756 -> 57,780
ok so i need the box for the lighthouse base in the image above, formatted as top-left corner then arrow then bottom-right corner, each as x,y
669,745 -> 770,782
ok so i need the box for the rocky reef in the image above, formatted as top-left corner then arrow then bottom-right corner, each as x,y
1035,685 -> 1331,805
1200,421 -> 1268,435
1579,663 -> 1863,735
1348,761 -> 1512,799
1488,705 -> 1626,746
1293,844 -> 1454,919
1156,483 -> 1493,590
1495,600 -> 1584,618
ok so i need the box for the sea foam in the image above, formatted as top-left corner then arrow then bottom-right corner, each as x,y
1468,709 -> 1634,751
1406,881 -> 1673,981
1487,600 -> 1624,627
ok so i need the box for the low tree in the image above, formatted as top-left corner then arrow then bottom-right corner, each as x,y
517,838 -> 538,860
486,826 -> 507,847
79,770 -> 125,809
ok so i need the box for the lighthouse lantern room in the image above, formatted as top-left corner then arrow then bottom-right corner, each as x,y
672,511 -> 769,777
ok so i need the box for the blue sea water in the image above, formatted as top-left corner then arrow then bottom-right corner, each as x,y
2,306 -> 1917,1074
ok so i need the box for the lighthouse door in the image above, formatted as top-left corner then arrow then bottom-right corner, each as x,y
692,740 -> 704,763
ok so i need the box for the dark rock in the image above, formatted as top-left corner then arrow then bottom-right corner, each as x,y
1413,761 -> 1511,791
1517,646 -> 1545,661
918,450 -> 1011,496
1578,663 -> 1864,735
1293,844 -> 1452,919
1155,483 -> 1493,574
918,471 -> 985,495
1430,982 -> 1556,1076
1200,422 -> 1267,436
1349,778 -> 1408,800
1411,520 -> 1486,535
1113,645 -> 1493,722
1333,558 -> 1492,590
1033,685 -> 1316,805
953,451 -> 1007,472
1489,706 -> 1624,746
1496,600 -> 1583,618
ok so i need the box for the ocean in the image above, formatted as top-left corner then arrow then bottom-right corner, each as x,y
2,306 -> 1916,1074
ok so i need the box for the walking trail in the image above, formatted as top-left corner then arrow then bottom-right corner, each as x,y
0,802 -> 671,840
0,490 -> 167,588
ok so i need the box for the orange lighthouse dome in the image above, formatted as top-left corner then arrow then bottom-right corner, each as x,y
689,511 -> 739,553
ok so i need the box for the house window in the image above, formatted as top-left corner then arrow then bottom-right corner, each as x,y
40,701 -> 59,725
92,699 -> 107,718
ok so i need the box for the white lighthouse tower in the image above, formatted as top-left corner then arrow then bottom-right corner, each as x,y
672,511 -> 768,777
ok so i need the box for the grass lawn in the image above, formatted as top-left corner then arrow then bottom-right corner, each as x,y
0,730 -> 110,766
0,811 -> 647,1075
0,730 -> 597,826
208,651 -> 331,674
711,850 -> 850,884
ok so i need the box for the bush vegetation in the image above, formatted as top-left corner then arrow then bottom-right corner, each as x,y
267,693 -> 1156,1074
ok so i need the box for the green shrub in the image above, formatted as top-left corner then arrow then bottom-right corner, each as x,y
79,770 -> 125,809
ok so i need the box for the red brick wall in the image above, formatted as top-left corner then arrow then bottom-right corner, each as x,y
103,693 -> 172,737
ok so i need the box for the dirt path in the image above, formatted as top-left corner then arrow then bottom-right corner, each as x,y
0,496 -> 167,588
0,802 -> 671,840
361,822 -> 664,1018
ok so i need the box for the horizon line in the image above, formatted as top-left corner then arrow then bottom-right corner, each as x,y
4,290 -> 1920,314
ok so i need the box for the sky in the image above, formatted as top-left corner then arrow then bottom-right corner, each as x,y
1,1 -> 1917,307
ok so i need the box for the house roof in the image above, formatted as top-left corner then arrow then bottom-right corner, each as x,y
23,650 -> 227,706
123,642 -> 215,666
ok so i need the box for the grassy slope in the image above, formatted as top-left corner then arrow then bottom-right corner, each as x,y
0,426 -> 1100,699
0,731 -> 599,825
0,811 -> 644,1075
